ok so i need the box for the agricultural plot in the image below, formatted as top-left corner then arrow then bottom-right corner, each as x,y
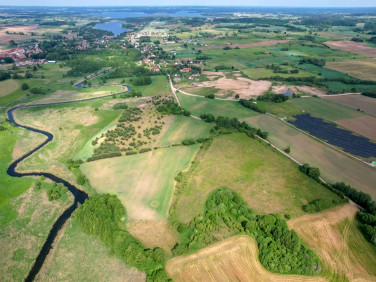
81,145 -> 199,222
288,203 -> 376,281
174,133 -> 341,223
325,41 -> 376,57
166,235 -> 325,282
337,116 -> 376,141
326,58 -> 376,81
297,64 -> 353,79
289,113 -> 376,159
157,115 -> 212,147
244,115 -> 376,198
242,67 -> 313,79
323,94 -> 376,117
0,80 -> 19,97
197,39 -> 291,50
177,92 -> 260,118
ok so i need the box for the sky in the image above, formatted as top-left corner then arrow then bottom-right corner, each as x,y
2,0 -> 376,7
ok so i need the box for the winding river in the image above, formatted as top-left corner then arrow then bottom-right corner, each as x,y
6,75 -> 130,281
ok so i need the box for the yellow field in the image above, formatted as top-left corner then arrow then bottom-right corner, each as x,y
166,235 -> 325,282
326,59 -> 376,81
288,203 -> 376,281
0,79 -> 18,97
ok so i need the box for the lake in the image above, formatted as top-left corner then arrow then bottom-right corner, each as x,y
94,21 -> 129,36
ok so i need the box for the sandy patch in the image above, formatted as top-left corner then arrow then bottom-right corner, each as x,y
337,116 -> 376,141
325,41 -> 376,57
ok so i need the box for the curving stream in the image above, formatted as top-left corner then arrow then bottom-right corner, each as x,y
7,81 -> 130,281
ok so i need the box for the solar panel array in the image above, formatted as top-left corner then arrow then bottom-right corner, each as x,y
289,114 -> 376,159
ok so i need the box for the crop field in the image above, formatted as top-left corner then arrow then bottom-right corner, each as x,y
326,58 -> 376,81
0,24 -> 45,46
244,115 -> 376,198
0,80 -> 19,97
336,116 -> 376,141
177,92 -> 260,118
297,64 -> 353,79
174,133 -> 340,223
42,218 -> 146,282
325,41 -> 376,57
290,113 -> 376,159
197,39 -> 291,50
288,97 -> 364,122
0,185 -> 73,281
242,67 -> 313,79
81,145 -> 199,222
321,81 -> 376,93
323,94 -> 376,117
288,203 -> 376,281
166,235 -> 325,282
158,115 -> 212,147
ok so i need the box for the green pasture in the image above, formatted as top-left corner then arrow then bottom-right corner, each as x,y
242,67 -> 313,79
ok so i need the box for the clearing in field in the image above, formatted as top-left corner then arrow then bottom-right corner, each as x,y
0,80 -> 19,97
174,133 -> 341,223
81,146 -> 199,222
325,41 -> 376,57
40,218 -> 146,282
177,92 -> 259,118
322,94 -> 376,117
326,58 -> 376,81
244,115 -> 376,198
166,235 -> 325,282
337,115 -> 376,141
288,203 -> 376,281
199,71 -> 271,98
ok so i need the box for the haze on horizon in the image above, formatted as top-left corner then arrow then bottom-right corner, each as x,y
2,0 -> 376,8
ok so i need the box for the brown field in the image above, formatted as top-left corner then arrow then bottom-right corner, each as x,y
166,235 -> 325,282
326,59 -> 376,81
199,71 -> 271,98
288,203 -> 376,281
323,94 -> 376,117
337,116 -> 376,141
0,79 -> 19,97
325,41 -> 376,57
0,25 -> 44,45
197,39 -> 291,50
128,221 -> 177,253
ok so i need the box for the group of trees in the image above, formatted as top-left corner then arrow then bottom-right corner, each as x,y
298,163 -> 321,181
200,114 -> 268,139
75,194 -> 169,280
134,75 -> 152,86
173,188 -> 320,275
303,198 -> 346,213
299,57 -> 325,67
257,93 -> 289,103
239,99 -> 266,113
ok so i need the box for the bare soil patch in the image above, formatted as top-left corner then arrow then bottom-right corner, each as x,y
337,115 -> 376,141
288,203 -> 376,281
296,86 -> 327,96
166,235 -> 325,282
325,41 -> 376,57
199,71 -> 271,98
197,39 -> 291,50
128,220 -> 177,253
323,94 -> 376,117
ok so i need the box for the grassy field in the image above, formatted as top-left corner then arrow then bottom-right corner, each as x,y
297,63 -> 354,79
177,92 -> 260,118
42,218 -> 146,282
174,133 -> 341,224
326,58 -> 376,81
242,67 -> 314,79
244,115 -> 376,198
0,185 -> 73,281
158,115 -> 212,147
119,75 -> 170,97
0,80 -> 19,97
15,100 -> 120,191
257,100 -> 302,117
288,203 -> 376,281
323,94 -> 376,117
81,145 -> 199,222
288,97 -> 364,121
166,235 -> 325,282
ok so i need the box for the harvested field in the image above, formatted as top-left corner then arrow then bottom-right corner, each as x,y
323,94 -> 376,117
0,25 -> 45,45
325,41 -> 376,57
199,71 -> 271,98
326,59 -> 376,81
197,39 -> 290,50
166,235 -> 325,282
0,79 -> 18,97
288,203 -> 376,281
337,116 -> 376,141
296,86 -> 327,96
